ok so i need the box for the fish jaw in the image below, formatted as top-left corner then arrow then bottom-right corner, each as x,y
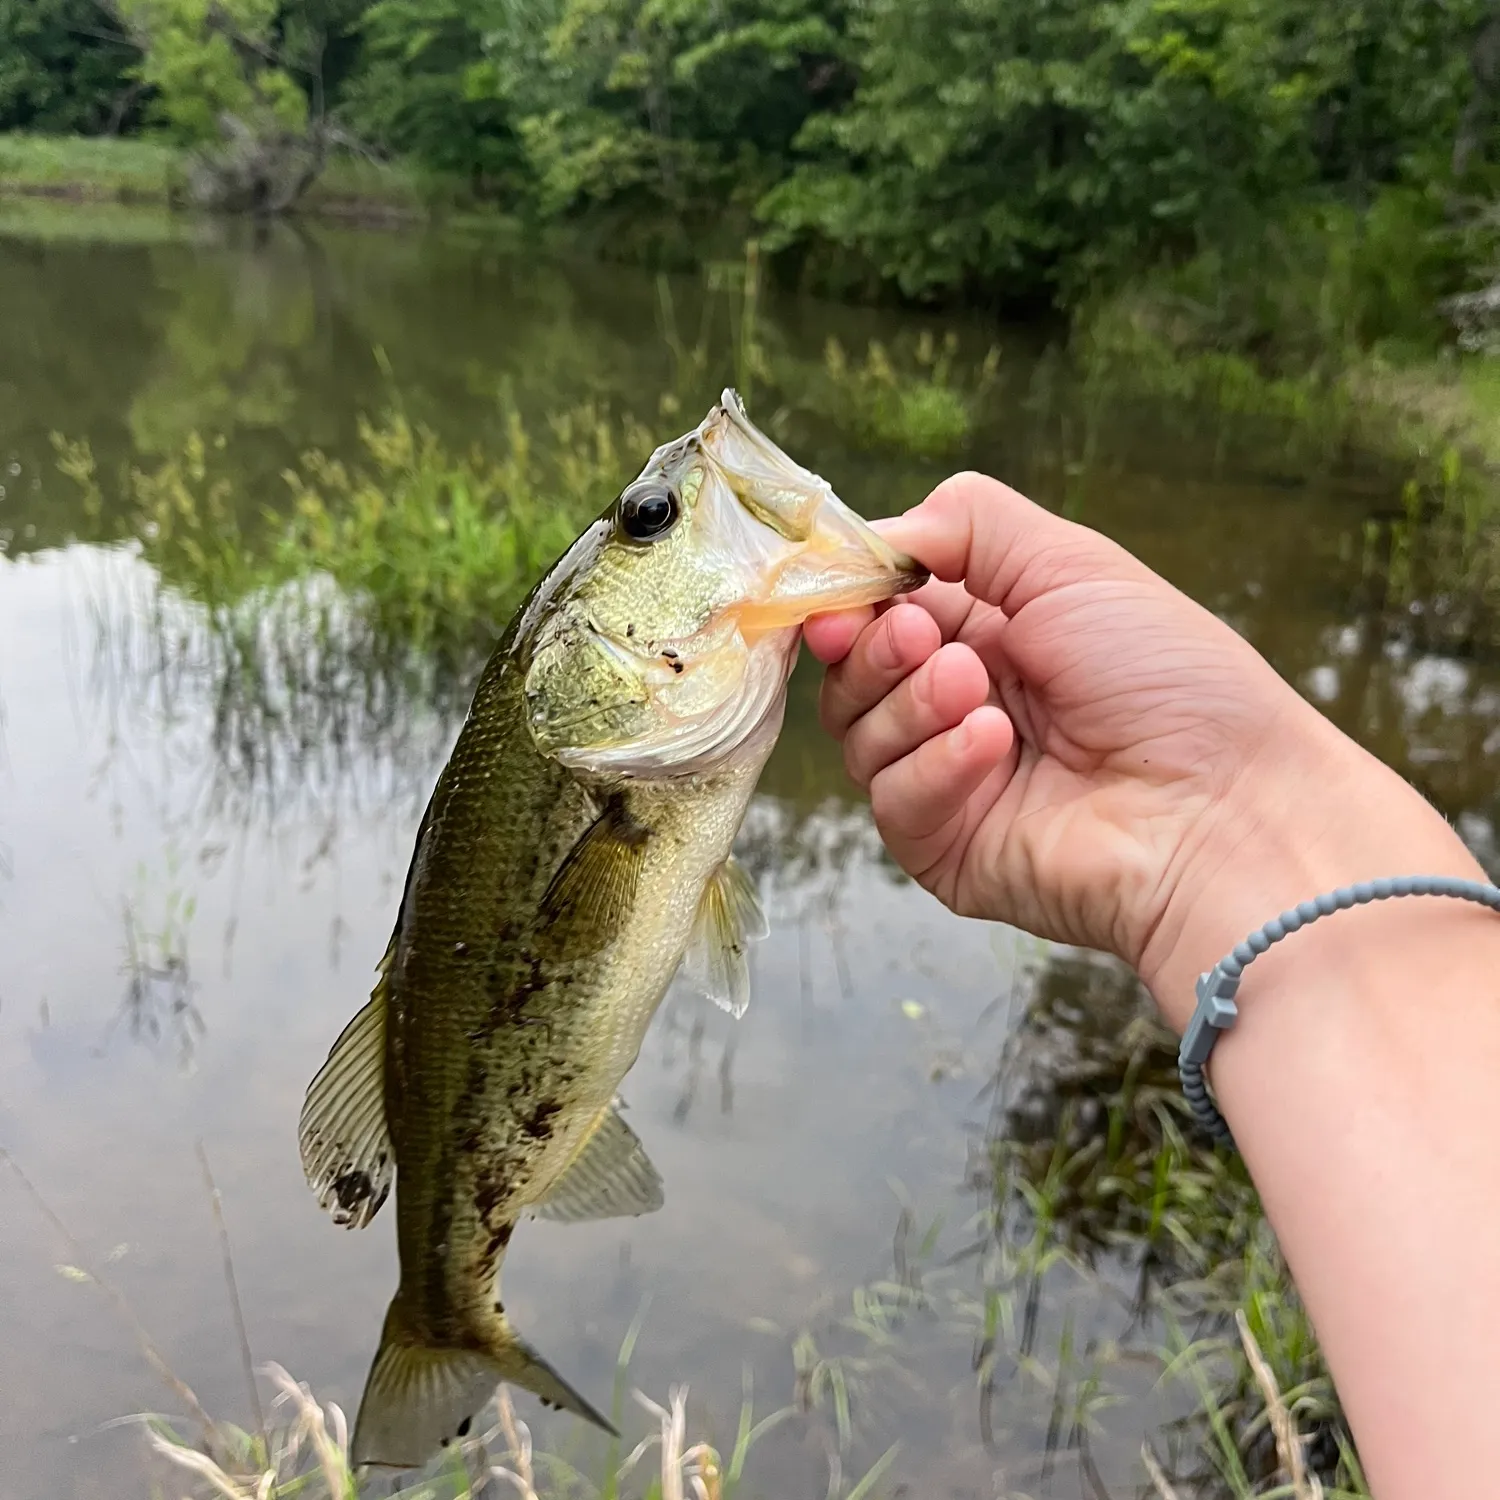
701,388 -> 929,633
736,499 -> 928,634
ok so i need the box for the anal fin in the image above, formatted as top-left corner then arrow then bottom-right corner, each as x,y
530,1100 -> 664,1224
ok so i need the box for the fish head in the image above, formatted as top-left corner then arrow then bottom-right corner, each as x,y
521,388 -> 927,776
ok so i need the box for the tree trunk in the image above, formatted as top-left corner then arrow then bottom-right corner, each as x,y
184,113 -> 330,216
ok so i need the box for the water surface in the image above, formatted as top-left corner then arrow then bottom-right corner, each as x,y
2,207 -> 1497,1500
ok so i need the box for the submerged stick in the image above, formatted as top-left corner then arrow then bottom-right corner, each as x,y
196,1139 -> 267,1449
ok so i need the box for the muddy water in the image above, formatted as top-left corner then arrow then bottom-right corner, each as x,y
1,207 -> 1496,1500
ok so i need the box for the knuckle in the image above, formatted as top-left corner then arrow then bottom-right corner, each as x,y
843,747 -> 873,792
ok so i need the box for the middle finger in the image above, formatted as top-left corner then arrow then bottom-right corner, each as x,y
843,641 -> 992,789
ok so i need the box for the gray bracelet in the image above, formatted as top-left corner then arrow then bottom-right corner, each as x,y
1179,873 -> 1500,1144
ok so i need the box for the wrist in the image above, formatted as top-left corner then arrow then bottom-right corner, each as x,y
1139,704 -> 1487,1033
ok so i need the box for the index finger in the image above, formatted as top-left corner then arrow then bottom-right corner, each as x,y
817,602 -> 942,741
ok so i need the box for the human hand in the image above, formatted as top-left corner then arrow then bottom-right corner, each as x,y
804,472 -> 1476,1025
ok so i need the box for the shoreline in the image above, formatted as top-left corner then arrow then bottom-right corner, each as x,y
8,136 -> 1500,498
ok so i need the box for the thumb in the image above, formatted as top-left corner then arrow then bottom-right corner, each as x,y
875,472 -> 1154,618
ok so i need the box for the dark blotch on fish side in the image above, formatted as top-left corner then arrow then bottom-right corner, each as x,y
456,1416 -> 472,1438
474,1164 -> 514,1227
523,1098 -> 561,1141
330,1167 -> 385,1224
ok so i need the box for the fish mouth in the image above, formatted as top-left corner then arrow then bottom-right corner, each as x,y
702,388 -> 930,631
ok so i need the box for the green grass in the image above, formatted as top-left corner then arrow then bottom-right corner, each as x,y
0,132 -> 182,200
798,332 -> 1000,459
0,131 -> 431,217
300,154 -> 430,218
982,952 -> 1369,1498
1073,215 -> 1500,654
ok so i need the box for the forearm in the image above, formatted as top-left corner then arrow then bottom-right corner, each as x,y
1145,712 -> 1500,1499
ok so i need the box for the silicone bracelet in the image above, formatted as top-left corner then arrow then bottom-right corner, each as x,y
1179,873 -> 1500,1144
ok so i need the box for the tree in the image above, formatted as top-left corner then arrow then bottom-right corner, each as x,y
104,0 -> 365,211
0,0 -> 141,133
757,0 -> 1495,307
337,0 -> 530,191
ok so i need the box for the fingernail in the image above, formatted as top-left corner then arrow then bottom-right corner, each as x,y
950,719 -> 971,754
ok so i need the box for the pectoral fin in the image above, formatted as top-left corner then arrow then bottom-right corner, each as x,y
680,857 -> 768,1019
298,939 -> 395,1230
531,1101 -> 664,1223
541,794 -> 651,941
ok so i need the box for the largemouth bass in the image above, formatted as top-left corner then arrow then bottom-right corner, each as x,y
297,389 -> 925,1471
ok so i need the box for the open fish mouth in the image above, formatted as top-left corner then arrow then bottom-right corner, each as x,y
693,387 -> 929,629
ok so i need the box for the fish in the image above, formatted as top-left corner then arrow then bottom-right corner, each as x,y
296,388 -> 926,1472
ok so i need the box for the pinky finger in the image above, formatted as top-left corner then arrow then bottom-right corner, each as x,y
868,705 -> 1014,876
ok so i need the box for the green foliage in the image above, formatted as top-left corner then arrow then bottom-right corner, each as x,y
514,0 -> 851,217
801,332 -> 999,457
57,395 -> 645,657
341,0 -> 852,251
1081,186 -> 1476,380
0,0 -> 141,134
7,0 -> 1500,312
758,0 -> 1500,307
117,0 -> 308,142
759,0 -> 1313,303
338,0 -> 529,192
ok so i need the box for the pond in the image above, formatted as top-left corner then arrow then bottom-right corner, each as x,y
2,205 -> 1498,1500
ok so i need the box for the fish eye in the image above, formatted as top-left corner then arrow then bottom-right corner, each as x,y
618,480 -> 679,543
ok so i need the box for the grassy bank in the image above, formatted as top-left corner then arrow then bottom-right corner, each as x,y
0,133 -> 431,220
1065,188 -> 1500,648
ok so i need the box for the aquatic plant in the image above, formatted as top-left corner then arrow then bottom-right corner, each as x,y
799,332 -> 1000,458
980,950 -> 1368,1497
143,1371 -> 728,1500
56,394 -> 648,661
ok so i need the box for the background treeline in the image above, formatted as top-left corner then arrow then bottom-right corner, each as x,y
6,0 -> 1500,324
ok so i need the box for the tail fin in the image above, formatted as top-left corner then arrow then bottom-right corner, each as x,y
350,1295 -> 617,1471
